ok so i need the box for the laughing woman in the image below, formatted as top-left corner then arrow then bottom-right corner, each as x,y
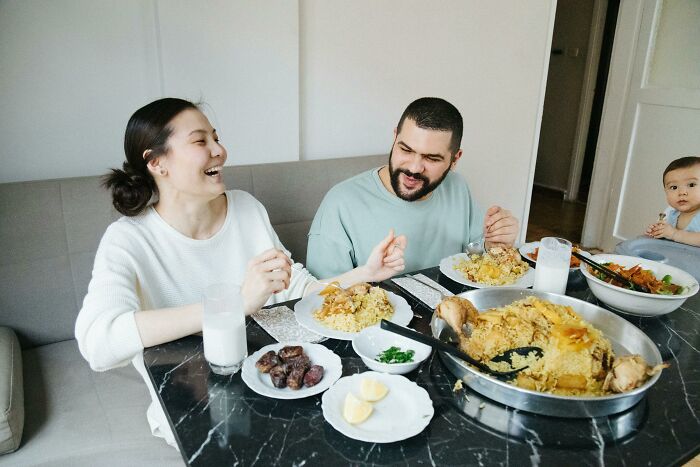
74,98 -> 406,447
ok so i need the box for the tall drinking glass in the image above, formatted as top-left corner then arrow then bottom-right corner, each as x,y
532,237 -> 572,295
203,283 -> 247,375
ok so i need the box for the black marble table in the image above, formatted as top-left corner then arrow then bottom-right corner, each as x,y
144,267 -> 700,466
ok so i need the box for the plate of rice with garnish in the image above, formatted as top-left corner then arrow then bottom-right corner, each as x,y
295,282 -> 413,340
439,247 -> 534,288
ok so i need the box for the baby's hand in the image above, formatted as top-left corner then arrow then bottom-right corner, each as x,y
647,221 -> 675,240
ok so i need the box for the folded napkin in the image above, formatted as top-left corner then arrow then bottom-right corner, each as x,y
391,274 -> 453,309
251,305 -> 326,343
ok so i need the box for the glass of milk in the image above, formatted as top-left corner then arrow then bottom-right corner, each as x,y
532,237 -> 572,295
203,283 -> 247,375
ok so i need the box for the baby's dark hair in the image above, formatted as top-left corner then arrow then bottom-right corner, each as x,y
663,156 -> 700,184
103,98 -> 198,216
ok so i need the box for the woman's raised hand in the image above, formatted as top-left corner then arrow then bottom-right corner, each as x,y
363,229 -> 407,282
241,248 -> 292,315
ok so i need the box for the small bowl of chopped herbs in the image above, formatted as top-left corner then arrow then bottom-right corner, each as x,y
352,327 -> 432,374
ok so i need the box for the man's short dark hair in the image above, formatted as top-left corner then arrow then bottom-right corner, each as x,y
397,97 -> 463,154
663,156 -> 700,184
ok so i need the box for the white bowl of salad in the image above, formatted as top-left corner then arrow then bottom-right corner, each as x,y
580,254 -> 699,317
352,326 -> 432,374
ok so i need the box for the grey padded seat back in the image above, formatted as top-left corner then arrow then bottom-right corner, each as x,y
0,154 -> 386,349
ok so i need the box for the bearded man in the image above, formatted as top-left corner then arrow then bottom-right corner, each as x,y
306,97 -> 519,278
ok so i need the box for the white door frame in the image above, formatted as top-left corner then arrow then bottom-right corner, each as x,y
565,0 -> 608,202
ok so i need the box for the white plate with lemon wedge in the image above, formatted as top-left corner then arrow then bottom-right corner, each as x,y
321,371 -> 434,443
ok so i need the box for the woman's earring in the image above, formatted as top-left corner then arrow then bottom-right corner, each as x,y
159,167 -> 166,175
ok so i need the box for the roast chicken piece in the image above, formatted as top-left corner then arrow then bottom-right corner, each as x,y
347,282 -> 371,296
435,296 -> 479,336
603,355 -> 668,393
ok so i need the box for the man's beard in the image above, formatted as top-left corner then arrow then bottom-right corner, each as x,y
389,155 -> 452,202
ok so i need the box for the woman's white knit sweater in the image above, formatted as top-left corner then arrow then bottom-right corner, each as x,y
75,190 -> 315,445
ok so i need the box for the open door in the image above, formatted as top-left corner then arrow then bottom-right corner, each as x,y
583,0 -> 700,251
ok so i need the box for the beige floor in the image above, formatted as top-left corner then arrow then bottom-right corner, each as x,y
526,186 -> 589,245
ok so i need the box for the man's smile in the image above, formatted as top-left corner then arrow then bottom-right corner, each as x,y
401,173 -> 424,190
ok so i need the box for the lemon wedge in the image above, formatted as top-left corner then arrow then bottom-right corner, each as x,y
360,378 -> 389,402
343,392 -> 373,424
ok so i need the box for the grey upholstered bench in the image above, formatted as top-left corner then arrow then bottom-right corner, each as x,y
0,154 -> 385,466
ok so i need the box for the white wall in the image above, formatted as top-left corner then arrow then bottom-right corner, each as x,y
0,0 -> 298,182
300,0 -> 556,232
0,0 -> 160,182
1,0 -> 557,236
156,0 -> 299,164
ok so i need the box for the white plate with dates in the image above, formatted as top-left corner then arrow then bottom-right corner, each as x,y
241,342 -> 342,399
321,371 -> 434,443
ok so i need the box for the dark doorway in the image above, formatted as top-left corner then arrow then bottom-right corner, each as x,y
526,0 -> 619,246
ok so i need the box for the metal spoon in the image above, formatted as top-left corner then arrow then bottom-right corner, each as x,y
439,319 -> 543,366
380,320 -> 527,380
490,346 -> 544,364
465,241 -> 485,255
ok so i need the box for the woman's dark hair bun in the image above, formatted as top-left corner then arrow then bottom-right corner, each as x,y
104,98 -> 198,216
102,162 -> 155,216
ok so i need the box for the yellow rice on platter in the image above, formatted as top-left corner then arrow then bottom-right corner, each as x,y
438,295 -> 668,396
313,282 -> 394,332
453,246 -> 529,286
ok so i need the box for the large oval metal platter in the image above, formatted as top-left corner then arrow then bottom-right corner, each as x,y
430,288 -> 664,418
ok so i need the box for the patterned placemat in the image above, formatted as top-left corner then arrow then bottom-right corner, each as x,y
391,274 -> 453,309
251,305 -> 326,343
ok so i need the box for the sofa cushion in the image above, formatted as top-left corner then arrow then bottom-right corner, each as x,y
0,327 -> 23,454
1,340 -> 182,466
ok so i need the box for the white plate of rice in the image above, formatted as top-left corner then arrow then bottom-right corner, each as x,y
439,252 -> 535,288
294,289 -> 413,341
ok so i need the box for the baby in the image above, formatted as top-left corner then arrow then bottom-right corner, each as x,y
645,156 -> 700,247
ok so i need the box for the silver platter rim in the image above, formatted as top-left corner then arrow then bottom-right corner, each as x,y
430,287 -> 664,418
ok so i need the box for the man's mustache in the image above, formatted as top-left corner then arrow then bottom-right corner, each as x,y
396,169 -> 429,184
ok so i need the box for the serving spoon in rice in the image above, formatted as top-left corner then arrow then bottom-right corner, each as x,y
380,320 -> 529,380
401,275 -> 543,370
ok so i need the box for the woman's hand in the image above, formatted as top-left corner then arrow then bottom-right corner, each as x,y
241,249 -> 292,315
483,205 -> 518,247
362,229 -> 407,282
646,221 -> 676,240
